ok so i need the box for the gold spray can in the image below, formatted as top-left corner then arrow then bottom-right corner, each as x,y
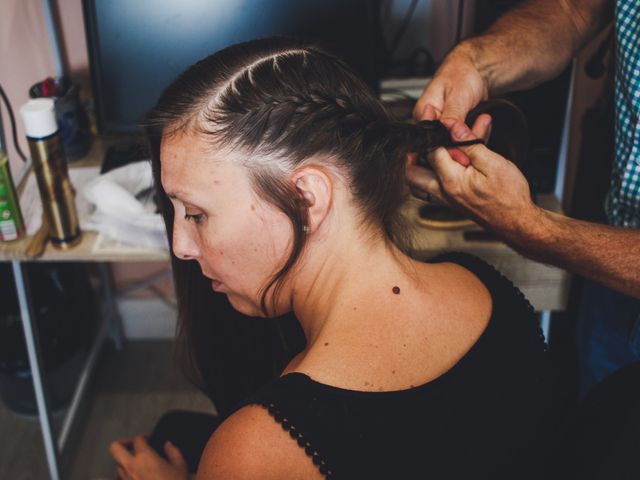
20,98 -> 81,249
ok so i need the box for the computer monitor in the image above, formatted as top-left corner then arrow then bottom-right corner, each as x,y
83,0 -> 381,135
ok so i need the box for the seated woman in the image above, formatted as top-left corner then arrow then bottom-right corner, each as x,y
112,37 -> 553,479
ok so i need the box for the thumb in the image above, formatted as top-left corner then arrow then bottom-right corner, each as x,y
440,100 -> 472,124
441,118 -> 499,173
428,147 -> 467,194
164,441 -> 188,468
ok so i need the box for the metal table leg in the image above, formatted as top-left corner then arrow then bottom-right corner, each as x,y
12,260 -> 61,480
97,263 -> 125,351
57,309 -> 109,452
540,310 -> 552,345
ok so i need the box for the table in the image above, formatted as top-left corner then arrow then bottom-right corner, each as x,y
1,136 -> 570,480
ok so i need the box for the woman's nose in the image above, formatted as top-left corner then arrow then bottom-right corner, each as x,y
172,222 -> 200,260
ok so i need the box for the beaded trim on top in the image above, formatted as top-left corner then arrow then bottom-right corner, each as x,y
254,400 -> 334,479
470,254 -> 547,351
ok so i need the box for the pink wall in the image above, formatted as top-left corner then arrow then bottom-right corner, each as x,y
0,1 -> 56,176
0,0 -> 89,177
54,0 -> 90,77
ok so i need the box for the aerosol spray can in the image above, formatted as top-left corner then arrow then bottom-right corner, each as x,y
0,151 -> 25,241
20,98 -> 81,249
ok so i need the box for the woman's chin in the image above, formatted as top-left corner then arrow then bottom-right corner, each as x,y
224,290 -> 290,319
225,294 -> 264,318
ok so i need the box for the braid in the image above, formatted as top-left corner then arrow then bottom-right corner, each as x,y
264,93 -> 365,119
211,82 -> 379,152
389,121 -> 450,155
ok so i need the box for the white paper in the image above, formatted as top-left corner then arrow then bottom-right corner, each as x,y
19,163 -> 169,252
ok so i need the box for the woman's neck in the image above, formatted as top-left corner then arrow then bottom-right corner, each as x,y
290,232 -> 424,347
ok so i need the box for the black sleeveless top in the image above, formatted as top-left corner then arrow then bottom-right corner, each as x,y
238,253 -> 553,479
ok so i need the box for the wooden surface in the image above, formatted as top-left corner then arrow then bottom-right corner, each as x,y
402,194 -> 571,312
0,229 -> 169,262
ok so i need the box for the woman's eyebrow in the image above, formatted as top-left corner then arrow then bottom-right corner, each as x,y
166,190 -> 190,200
166,192 -> 206,211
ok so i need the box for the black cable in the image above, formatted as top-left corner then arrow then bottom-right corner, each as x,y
455,0 -> 465,45
389,0 -> 420,58
0,83 -> 28,162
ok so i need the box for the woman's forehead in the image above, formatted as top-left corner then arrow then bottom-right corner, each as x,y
160,131 -> 209,162
160,134 -> 248,196
161,134 -> 204,190
160,131 -> 247,166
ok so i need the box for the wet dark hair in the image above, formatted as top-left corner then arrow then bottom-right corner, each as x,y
145,37 -> 458,413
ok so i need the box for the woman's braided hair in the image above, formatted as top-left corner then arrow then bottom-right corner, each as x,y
147,37 -> 452,314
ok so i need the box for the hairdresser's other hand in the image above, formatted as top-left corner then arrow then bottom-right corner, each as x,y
413,44 -> 488,123
425,119 -> 542,239
110,435 -> 189,480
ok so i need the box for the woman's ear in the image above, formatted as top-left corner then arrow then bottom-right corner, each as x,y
292,167 -> 333,234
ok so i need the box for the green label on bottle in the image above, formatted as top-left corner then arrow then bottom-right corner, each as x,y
0,153 -> 25,241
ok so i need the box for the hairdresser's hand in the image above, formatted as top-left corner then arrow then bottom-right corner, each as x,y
406,114 -> 492,204
408,44 -> 491,199
420,119 -> 542,240
413,44 -> 488,123
110,434 -> 189,480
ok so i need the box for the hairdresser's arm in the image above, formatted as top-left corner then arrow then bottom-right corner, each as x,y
425,120 -> 640,299
413,0 -> 613,121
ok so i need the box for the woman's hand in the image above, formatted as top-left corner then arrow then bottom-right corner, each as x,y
109,434 -> 190,480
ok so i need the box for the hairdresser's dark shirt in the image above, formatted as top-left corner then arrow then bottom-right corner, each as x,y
239,253 -> 554,479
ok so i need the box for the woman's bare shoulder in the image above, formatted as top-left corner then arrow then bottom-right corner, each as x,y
196,404 -> 323,480
421,260 -> 493,324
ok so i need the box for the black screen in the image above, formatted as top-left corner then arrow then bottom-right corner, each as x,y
83,0 -> 380,134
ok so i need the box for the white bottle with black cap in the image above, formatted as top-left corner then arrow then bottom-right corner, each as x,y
20,98 -> 81,249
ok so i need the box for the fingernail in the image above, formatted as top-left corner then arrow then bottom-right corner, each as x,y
452,122 -> 470,139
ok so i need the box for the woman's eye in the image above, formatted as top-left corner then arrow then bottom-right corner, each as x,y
184,213 -> 204,224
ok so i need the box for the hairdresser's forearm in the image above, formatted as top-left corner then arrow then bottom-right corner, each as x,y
505,207 -> 640,299
460,0 -> 613,95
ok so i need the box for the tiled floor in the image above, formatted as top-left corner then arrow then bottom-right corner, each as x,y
0,340 -> 215,480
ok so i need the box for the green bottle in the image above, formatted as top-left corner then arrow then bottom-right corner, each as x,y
0,151 -> 25,241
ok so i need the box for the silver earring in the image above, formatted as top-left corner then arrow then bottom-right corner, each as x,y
302,225 -> 309,234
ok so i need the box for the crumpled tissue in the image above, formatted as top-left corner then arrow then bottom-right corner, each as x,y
82,161 -> 168,250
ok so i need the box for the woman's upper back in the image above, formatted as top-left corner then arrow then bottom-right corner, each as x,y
292,249 -> 494,392
198,253 -> 552,479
